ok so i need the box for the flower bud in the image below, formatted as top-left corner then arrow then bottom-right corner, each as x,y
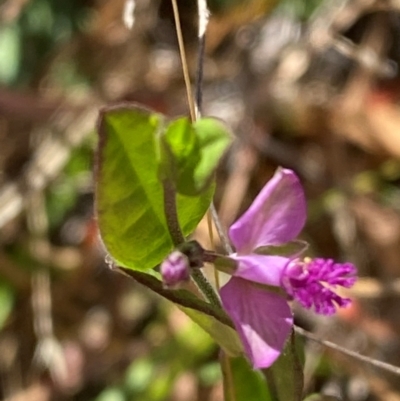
161,251 -> 190,289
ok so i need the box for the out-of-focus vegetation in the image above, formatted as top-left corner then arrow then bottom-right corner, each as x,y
1,0 -> 400,400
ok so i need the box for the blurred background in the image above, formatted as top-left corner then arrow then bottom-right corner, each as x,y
1,0 -> 400,400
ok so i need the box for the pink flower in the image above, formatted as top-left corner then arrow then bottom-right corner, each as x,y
220,168 -> 356,369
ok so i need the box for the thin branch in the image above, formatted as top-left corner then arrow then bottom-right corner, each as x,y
171,0 -> 197,121
170,0 -> 222,307
197,0 -> 209,39
117,266 -> 230,326
193,7 -> 233,254
210,202 -> 233,254
195,0 -> 224,307
221,351 -> 237,401
195,0 -> 209,114
295,326 -> 400,376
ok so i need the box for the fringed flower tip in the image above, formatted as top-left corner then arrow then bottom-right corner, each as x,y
282,258 -> 357,315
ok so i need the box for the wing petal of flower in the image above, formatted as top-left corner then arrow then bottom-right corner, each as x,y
229,168 -> 307,254
220,277 -> 293,369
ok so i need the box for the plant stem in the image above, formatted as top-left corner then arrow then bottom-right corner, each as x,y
162,179 -> 185,246
118,266 -> 231,327
210,202 -> 233,254
162,178 -> 221,306
191,268 -> 221,308
192,55 -> 234,390
170,0 -> 222,308
221,350 -> 236,401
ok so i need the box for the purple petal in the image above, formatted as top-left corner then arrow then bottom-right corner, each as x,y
229,168 -> 306,253
231,254 -> 290,287
220,277 -> 293,369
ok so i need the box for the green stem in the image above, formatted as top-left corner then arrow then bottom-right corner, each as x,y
162,179 -> 185,246
210,202 -> 233,254
162,179 -> 221,307
191,268 -> 222,308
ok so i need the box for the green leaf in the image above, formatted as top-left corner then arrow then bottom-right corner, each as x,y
160,117 -> 199,192
263,331 -> 304,401
222,355 -> 272,401
193,117 -> 232,185
96,104 -> 212,270
161,116 -> 232,196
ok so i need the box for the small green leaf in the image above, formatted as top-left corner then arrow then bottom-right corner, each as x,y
161,116 -> 232,196
193,117 -> 232,188
159,117 -> 199,186
222,355 -> 272,401
96,104 -> 212,270
263,331 -> 304,401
